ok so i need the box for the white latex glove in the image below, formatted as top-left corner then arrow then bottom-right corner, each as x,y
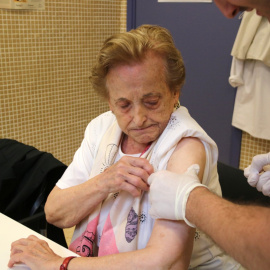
148,164 -> 207,227
244,152 -> 270,197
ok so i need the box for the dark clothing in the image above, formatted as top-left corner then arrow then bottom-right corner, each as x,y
0,138 -> 67,220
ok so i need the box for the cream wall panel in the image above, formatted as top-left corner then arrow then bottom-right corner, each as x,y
1,0 -> 127,165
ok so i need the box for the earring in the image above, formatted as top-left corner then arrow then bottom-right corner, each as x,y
174,100 -> 180,110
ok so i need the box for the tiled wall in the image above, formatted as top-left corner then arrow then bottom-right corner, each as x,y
239,132 -> 270,170
1,0 -> 127,166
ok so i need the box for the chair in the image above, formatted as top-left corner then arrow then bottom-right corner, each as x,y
217,161 -> 270,206
0,138 -> 68,247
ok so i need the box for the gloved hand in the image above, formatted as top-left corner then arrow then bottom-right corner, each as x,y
244,152 -> 270,196
148,164 -> 207,227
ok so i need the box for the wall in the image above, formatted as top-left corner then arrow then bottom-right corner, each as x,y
1,0 -> 127,166
240,132 -> 270,170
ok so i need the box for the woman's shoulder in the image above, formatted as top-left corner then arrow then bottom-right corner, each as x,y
92,110 -> 116,124
80,111 -> 117,155
85,111 -> 116,134
173,107 -> 217,148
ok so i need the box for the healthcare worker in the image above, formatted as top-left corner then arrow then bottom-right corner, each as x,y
210,0 -> 270,195
148,1 -> 270,270
214,0 -> 270,21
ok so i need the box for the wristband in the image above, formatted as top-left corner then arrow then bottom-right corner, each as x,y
60,256 -> 76,270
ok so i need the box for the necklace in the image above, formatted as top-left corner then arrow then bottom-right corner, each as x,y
139,143 -> 151,157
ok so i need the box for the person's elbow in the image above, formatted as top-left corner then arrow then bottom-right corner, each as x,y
44,187 -> 70,228
44,196 -> 61,227
145,243 -> 191,270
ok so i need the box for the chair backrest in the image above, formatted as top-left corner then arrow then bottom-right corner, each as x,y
217,161 -> 270,206
0,138 -> 68,247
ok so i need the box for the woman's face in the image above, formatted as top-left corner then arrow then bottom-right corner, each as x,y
107,52 -> 179,147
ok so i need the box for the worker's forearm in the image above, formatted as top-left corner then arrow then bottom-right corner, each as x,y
186,187 -> 270,270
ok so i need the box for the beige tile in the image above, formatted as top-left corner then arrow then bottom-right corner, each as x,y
1,0 -> 126,166
239,132 -> 270,170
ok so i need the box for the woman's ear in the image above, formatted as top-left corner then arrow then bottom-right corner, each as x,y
174,91 -> 180,103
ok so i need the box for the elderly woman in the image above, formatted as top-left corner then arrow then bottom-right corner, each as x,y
9,25 -> 242,270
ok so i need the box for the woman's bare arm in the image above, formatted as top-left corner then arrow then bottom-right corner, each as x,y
9,218 -> 194,270
167,137 -> 206,181
45,156 -> 153,228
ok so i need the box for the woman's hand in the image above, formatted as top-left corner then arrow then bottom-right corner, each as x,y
8,235 -> 63,270
98,156 -> 154,197
45,156 -> 154,228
